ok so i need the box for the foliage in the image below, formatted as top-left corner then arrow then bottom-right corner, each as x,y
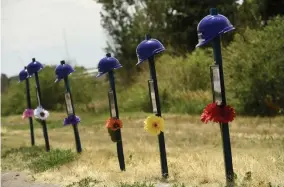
235,0 -> 262,30
224,16 -> 284,116
2,15 -> 284,117
28,148 -> 77,173
95,0 -> 239,81
65,177 -> 100,187
256,0 -> 284,25
117,49 -> 213,114
1,66 -> 98,116
1,73 -> 9,93
1,146 -> 45,159
1,146 -> 77,173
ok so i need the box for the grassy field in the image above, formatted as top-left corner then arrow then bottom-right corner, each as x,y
1,112 -> 284,187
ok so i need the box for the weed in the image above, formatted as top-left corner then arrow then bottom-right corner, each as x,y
28,149 -> 77,173
65,177 -> 100,187
1,146 -> 77,173
119,182 -> 155,187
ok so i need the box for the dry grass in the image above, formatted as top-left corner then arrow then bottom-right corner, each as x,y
1,112 -> 284,187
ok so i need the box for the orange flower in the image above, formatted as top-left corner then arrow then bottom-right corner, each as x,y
106,117 -> 123,131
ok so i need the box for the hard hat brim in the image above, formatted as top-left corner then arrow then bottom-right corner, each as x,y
196,26 -> 235,48
136,48 -> 165,66
96,72 -> 106,78
54,77 -> 62,83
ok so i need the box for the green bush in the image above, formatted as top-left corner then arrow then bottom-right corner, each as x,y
116,49 -> 213,114
224,16 -> 284,116
2,17 -> 283,116
157,49 -> 213,92
1,66 -> 100,116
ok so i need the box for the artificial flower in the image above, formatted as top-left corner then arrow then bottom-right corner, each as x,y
144,115 -> 165,136
34,107 -> 49,121
201,103 -> 235,124
22,108 -> 34,119
201,103 -> 220,123
63,115 -> 80,126
106,117 -> 123,131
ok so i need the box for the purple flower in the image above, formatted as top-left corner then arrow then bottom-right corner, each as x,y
63,115 -> 80,126
22,109 -> 34,119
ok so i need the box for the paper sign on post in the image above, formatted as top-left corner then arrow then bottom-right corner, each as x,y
210,65 -> 222,105
108,90 -> 117,117
148,80 -> 157,114
36,88 -> 41,106
65,92 -> 74,115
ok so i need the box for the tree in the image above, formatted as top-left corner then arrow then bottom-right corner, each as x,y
236,0 -> 284,28
159,0 -> 238,52
235,0 -> 262,29
259,0 -> 284,25
1,73 -> 9,93
95,0 -> 141,83
95,0 -> 239,83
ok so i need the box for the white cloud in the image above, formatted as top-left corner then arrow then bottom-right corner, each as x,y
1,0 -> 107,76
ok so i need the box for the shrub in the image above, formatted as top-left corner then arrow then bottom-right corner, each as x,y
224,16 -> 284,116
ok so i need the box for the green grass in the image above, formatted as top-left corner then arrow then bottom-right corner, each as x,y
1,146 -> 77,173
1,111 -> 149,131
29,148 -> 77,172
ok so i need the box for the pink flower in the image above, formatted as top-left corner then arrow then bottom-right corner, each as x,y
22,109 -> 34,119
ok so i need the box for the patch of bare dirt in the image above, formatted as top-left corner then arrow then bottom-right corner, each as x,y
1,171 -> 60,187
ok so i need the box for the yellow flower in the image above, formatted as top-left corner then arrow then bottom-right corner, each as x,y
144,115 -> 165,136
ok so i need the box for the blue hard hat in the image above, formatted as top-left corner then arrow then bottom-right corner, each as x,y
196,10 -> 235,48
136,35 -> 165,65
26,58 -> 44,76
18,67 -> 29,82
96,53 -> 122,78
54,60 -> 75,83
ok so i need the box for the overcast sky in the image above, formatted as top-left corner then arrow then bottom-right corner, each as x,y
1,0 -> 244,77
1,0 -> 107,77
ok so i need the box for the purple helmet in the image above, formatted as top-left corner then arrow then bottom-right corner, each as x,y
18,67 -> 29,82
54,60 -> 75,83
136,35 -> 165,65
196,9 -> 235,48
96,53 -> 122,78
26,58 -> 44,77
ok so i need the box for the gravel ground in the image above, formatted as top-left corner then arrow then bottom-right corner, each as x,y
1,172 -> 60,187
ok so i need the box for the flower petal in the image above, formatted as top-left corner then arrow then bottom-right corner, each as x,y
106,117 -> 122,131
34,107 -> 49,120
200,103 -> 236,124
144,115 -> 165,135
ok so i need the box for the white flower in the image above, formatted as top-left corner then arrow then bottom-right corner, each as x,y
34,107 -> 49,120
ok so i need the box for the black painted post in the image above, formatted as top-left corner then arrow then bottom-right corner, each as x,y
108,68 -> 125,171
34,71 -> 50,152
210,8 -> 234,186
146,35 -> 169,179
24,66 -> 35,146
60,60 -> 82,153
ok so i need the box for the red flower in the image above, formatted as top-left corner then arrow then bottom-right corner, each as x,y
201,103 -> 235,123
106,117 -> 123,131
